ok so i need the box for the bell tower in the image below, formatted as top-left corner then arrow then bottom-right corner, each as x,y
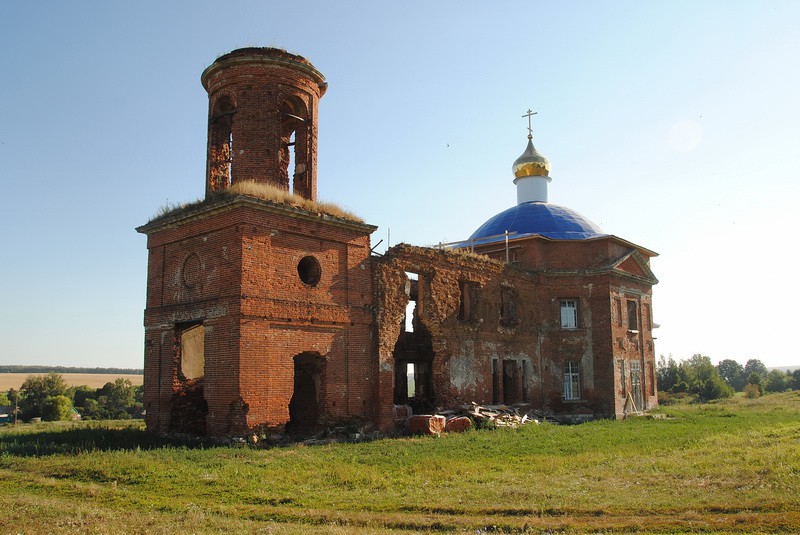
200,47 -> 328,200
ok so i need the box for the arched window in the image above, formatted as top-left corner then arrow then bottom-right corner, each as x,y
279,96 -> 309,196
207,95 -> 235,193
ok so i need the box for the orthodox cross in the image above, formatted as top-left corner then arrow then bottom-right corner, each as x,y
522,109 -> 537,138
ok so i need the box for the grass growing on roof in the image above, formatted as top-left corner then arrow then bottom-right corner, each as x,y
149,181 -> 363,224
1,392 -> 799,533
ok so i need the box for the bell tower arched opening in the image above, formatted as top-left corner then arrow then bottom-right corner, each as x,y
201,47 -> 327,201
206,95 -> 236,195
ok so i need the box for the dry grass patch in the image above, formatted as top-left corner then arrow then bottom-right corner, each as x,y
150,181 -> 363,224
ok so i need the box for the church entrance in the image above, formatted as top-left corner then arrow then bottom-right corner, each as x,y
287,352 -> 324,436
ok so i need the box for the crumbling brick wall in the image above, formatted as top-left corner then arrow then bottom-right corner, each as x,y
139,195 -> 376,436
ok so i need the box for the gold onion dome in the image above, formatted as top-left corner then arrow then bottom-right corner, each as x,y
513,136 -> 551,178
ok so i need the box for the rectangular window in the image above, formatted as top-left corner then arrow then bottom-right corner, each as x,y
500,286 -> 517,326
403,272 -> 419,332
178,323 -> 205,380
618,358 -> 626,395
560,299 -> 578,329
630,360 -> 643,410
627,300 -> 638,331
563,361 -> 581,401
458,281 -> 480,322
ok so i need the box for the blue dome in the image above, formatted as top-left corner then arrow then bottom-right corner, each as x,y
467,202 -> 605,244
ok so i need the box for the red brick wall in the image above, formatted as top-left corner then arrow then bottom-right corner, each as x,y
202,48 -> 326,200
140,196 -> 376,436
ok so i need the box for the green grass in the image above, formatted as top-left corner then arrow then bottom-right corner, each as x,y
1,393 -> 799,533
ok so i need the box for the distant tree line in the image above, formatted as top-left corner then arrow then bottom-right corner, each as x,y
1,372 -> 143,422
0,365 -> 143,375
657,355 -> 800,402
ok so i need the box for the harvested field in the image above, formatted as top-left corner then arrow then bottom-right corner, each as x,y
0,373 -> 143,391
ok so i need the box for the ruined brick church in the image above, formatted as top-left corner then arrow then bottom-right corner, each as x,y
137,48 -> 658,437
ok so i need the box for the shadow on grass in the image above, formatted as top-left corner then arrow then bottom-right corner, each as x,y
0,424 -> 220,456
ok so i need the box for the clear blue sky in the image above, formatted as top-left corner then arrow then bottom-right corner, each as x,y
1,1 -> 798,369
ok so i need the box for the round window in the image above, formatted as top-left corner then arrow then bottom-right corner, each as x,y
297,256 -> 321,286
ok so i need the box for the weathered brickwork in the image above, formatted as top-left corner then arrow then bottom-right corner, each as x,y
138,47 -> 658,437
201,48 -> 327,200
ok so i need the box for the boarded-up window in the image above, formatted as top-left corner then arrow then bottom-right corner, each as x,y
180,324 -> 205,380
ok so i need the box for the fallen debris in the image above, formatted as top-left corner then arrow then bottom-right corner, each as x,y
407,414 -> 446,436
463,402 -> 540,428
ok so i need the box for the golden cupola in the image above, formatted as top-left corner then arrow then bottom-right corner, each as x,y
513,110 -> 552,204
512,135 -> 551,178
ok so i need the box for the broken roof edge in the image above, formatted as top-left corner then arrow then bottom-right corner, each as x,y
383,242 -> 505,269
201,47 -> 326,90
136,194 -> 377,235
451,232 -> 658,258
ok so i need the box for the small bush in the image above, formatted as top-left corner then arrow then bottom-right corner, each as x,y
744,383 -> 761,399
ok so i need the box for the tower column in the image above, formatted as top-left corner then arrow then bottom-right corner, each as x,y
201,48 -> 328,200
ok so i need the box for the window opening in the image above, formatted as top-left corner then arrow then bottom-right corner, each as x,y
627,300 -> 639,331
208,96 -> 235,193
618,358 -> 626,395
297,256 -> 321,286
630,360 -> 643,410
560,299 -> 578,329
288,131 -> 296,195
459,281 -> 480,322
500,286 -> 517,326
406,362 -> 416,398
179,324 -> 205,380
403,272 -> 418,333
279,96 -> 309,197
563,361 -> 581,401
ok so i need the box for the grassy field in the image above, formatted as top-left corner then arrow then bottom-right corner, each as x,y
0,373 -> 143,391
0,392 -> 798,534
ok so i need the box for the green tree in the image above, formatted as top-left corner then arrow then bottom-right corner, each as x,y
680,354 -> 733,401
0,391 -> 10,406
657,355 -> 680,392
81,398 -> 103,420
71,385 -> 96,408
97,379 -> 136,419
19,372 -> 68,420
744,359 -> 767,382
746,371 -> 765,395
790,369 -> 800,391
40,395 -> 73,421
716,359 -> 745,391
765,369 -> 788,393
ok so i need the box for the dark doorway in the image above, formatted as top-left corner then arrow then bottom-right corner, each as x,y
503,360 -> 522,404
288,352 -> 324,436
